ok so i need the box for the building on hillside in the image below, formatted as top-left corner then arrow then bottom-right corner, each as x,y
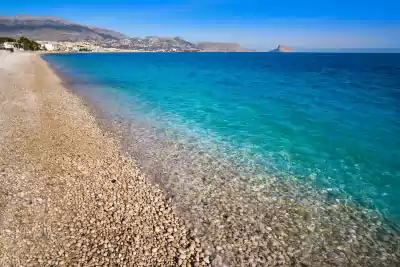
43,43 -> 55,51
2,42 -> 15,49
0,42 -> 15,52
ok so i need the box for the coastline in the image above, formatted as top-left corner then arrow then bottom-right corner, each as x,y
1,51 -> 399,266
44,52 -> 400,267
0,51 -> 207,266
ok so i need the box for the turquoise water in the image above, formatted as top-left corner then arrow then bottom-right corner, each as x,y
44,52 -> 400,223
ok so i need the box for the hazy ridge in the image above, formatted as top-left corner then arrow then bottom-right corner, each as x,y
0,15 -> 251,52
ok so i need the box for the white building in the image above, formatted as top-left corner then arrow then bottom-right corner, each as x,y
43,43 -> 55,51
2,42 -> 15,49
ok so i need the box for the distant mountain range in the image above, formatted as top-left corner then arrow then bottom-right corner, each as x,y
98,36 -> 200,51
196,42 -> 253,52
0,15 -> 128,41
0,15 -> 251,52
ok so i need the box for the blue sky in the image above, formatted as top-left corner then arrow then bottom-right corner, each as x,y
2,0 -> 400,50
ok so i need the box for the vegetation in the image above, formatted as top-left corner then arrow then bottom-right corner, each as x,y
15,37 -> 42,51
0,36 -> 42,51
0,37 -> 17,43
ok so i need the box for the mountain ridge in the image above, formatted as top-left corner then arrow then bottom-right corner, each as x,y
0,15 -> 130,41
196,42 -> 252,52
0,15 -> 252,52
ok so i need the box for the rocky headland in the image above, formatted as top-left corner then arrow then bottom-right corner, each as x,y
269,45 -> 294,52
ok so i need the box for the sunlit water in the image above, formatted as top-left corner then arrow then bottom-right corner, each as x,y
44,52 -> 400,224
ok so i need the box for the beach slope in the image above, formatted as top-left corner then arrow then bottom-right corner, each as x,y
0,52 -> 204,266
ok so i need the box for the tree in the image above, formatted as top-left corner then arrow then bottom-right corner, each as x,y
14,36 -> 42,51
0,37 -> 16,44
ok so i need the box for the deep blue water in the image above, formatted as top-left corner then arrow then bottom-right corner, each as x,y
44,52 -> 400,222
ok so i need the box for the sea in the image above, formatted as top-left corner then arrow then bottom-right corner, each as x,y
43,52 -> 400,227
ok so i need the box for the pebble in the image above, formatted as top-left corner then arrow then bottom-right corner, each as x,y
0,54 -> 207,267
1,53 -> 399,267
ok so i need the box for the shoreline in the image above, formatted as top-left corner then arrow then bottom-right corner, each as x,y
0,51 -> 208,266
42,53 -> 400,266
1,51 -> 399,266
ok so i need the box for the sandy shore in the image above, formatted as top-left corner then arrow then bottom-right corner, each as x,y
0,51 -> 207,266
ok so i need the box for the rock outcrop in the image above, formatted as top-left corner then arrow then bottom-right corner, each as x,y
269,45 -> 294,52
196,42 -> 252,52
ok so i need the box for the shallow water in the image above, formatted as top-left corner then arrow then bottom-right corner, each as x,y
42,52 -> 400,266
44,52 -> 400,222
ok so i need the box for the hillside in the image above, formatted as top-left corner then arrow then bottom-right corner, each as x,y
100,36 -> 199,51
269,45 -> 294,52
0,15 -> 128,41
0,15 -> 252,52
197,42 -> 252,52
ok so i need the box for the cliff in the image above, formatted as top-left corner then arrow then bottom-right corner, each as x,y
196,42 -> 252,52
269,45 -> 294,53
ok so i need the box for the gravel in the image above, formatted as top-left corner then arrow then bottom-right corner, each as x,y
1,51 -> 399,267
0,52 -> 208,266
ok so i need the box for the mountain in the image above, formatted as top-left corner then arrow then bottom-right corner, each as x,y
0,15 -> 128,41
99,36 -> 199,51
0,15 -> 252,52
196,42 -> 252,52
269,45 -> 294,53
103,38 -> 252,52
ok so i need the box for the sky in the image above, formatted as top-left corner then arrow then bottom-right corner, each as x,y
2,0 -> 400,51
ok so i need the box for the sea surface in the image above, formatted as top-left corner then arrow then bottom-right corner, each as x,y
44,52 -> 400,225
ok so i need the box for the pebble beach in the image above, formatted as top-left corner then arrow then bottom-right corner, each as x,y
0,52 -> 208,266
1,51 -> 399,267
